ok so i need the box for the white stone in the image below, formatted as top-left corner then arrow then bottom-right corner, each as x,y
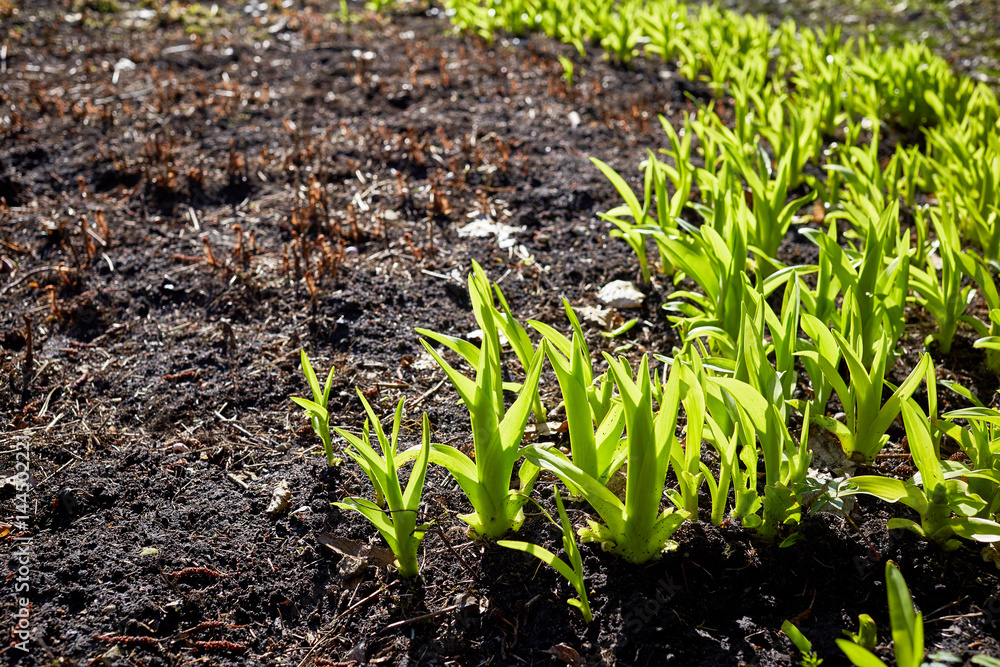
597,280 -> 645,309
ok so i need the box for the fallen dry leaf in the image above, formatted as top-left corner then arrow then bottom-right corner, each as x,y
317,534 -> 366,558
265,479 -> 291,515
547,642 -> 581,666
317,533 -> 395,568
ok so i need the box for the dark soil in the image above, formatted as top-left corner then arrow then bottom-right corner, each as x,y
1,2 -> 999,666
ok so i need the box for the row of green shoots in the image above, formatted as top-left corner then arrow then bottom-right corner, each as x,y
435,0 -> 1000,272
293,260 -> 1000,613
595,109 -> 1000,362
304,0 -> 1000,651
421,0 -> 1000,359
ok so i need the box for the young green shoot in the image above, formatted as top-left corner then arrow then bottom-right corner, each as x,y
801,333 -> 930,462
529,299 -> 616,425
537,328 -> 626,486
842,614 -> 878,653
415,265 -> 547,538
498,488 -> 593,623
845,400 -> 1000,550
837,562 -> 923,667
908,202 -> 975,354
333,394 -> 432,578
782,620 -> 823,667
557,55 -> 575,88
705,370 -> 806,542
524,355 -> 688,563
417,261 -> 547,422
290,350 -> 338,466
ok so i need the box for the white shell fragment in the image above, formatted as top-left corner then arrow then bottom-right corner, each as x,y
467,329 -> 509,346
576,305 -> 610,327
597,280 -> 645,309
457,216 -> 524,250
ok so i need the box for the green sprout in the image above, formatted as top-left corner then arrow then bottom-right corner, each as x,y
525,355 -> 689,563
414,264 -> 546,538
557,55 -> 575,88
291,350 -> 337,466
837,562 -> 923,667
498,488 -> 593,623
529,318 -> 625,488
333,394 -> 431,579
908,201 -> 975,354
842,614 -> 878,653
417,261 -> 547,424
800,333 -> 930,463
845,400 -> 1000,550
782,620 -> 823,667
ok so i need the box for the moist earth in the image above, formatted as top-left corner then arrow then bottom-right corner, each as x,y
1,2 -> 999,666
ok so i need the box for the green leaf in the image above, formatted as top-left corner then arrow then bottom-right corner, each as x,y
950,517 -> 1000,543
886,517 -> 926,537
885,561 -> 923,667
300,350 -> 322,404
419,338 -> 478,409
523,445 -> 626,538
845,614 -> 878,652
602,318 -> 638,338
420,444 -> 486,519
496,341 -> 546,461
291,396 -> 328,420
900,399 -> 942,491
973,336 -> 1000,350
528,320 -> 573,358
847,476 -> 913,503
781,620 -> 813,655
402,413 -> 433,511
415,327 -> 482,368
836,638 -> 889,667
944,407 -> 1000,424
546,337 -> 599,480
335,498 -> 398,550
592,157 -> 644,221
706,376 -> 769,433
497,540 -> 578,583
